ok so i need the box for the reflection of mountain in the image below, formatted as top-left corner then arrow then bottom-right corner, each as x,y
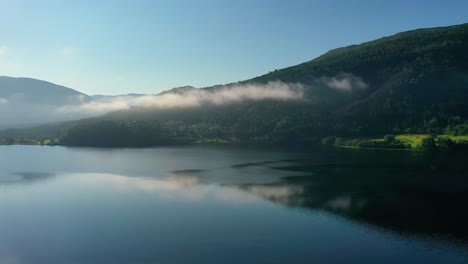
228,153 -> 468,244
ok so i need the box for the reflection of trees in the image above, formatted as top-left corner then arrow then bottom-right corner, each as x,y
231,157 -> 468,244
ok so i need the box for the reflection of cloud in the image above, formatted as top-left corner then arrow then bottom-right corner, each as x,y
0,97 -> 7,104
214,188 -> 259,204
326,195 -> 367,213
242,185 -> 304,204
80,173 -> 198,192
327,196 -> 352,211
77,173 -> 260,204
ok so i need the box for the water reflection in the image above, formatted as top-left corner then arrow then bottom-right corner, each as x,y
1,147 -> 467,249
235,184 -> 304,204
0,172 -> 55,184
228,153 -> 468,246
59,151 -> 468,247
78,172 -> 260,204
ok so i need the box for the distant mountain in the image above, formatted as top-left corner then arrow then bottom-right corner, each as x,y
0,77 -> 91,128
158,86 -> 197,95
89,86 -> 198,101
91,93 -> 147,101
0,76 -> 90,105
3,23 -> 468,146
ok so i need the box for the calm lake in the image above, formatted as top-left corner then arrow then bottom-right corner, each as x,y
0,145 -> 467,263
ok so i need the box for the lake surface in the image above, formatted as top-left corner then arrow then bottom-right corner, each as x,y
0,145 -> 467,263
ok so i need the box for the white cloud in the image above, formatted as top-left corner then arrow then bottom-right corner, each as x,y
0,45 -> 13,72
0,73 -> 369,128
0,45 -> 8,58
322,73 -> 368,92
57,81 -> 304,116
61,47 -> 78,60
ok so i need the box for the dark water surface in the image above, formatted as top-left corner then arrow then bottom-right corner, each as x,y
0,145 -> 467,263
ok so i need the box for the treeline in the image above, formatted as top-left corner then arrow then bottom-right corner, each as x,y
4,106 -> 468,148
321,135 -> 409,149
62,120 -> 186,147
102,100 -> 326,145
0,137 -> 59,146
322,134 -> 468,152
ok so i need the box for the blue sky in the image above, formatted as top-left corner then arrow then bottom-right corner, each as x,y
0,0 -> 467,95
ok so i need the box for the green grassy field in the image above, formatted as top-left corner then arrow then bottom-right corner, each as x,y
324,134 -> 468,150
387,134 -> 468,149
439,135 -> 468,144
395,134 -> 431,149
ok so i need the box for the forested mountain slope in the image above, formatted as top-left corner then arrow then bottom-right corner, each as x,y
247,23 -> 468,134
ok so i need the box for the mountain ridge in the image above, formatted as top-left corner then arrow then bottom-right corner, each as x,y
0,76 -> 91,105
2,22 -> 468,145
0,76 -> 95,128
